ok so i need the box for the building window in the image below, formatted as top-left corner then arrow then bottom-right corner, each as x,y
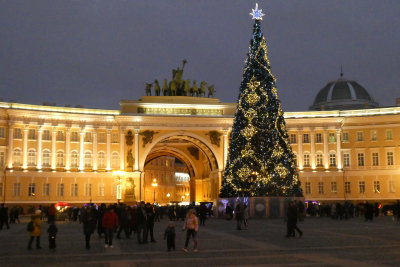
0,182 -> 2,197
372,152 -> 379,166
387,152 -> 394,166
316,133 -> 322,143
98,152 -> 105,168
13,128 -> 22,139
98,184 -> 105,197
303,154 -> 310,167
112,133 -> 119,143
356,131 -> 364,142
290,134 -> 297,144
293,154 -> 297,166
111,152 -> 119,169
28,149 -> 36,166
57,184 -> 64,197
56,131 -> 64,141
343,153 -> 350,167
28,129 -> 36,140
98,133 -> 106,143
305,182 -> 311,194
373,181 -> 380,193
111,184 -> 117,196
329,153 -> 336,167
318,182 -> 324,194
42,130 -> 51,141
303,134 -> 309,143
328,133 -> 335,143
42,150 -> 51,167
71,184 -> 78,197
0,127 -> 5,138
84,132 -> 92,142
13,148 -> 22,166
28,183 -> 36,197
85,184 -> 92,197
13,183 -> 21,196
359,181 -> 365,194
342,132 -> 349,142
357,153 -> 365,167
389,180 -> 396,193
71,132 -> 79,142
316,154 -> 323,167
331,181 -> 337,193
43,184 -> 50,197
371,130 -> 377,141
71,151 -> 78,167
345,182 -> 351,194
0,151 -> 4,166
385,130 -> 393,140
84,152 -> 92,168
56,151 -> 64,167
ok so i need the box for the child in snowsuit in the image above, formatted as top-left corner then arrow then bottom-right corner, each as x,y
47,221 -> 58,249
164,221 -> 176,251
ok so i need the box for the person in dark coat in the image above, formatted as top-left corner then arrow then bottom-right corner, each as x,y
82,207 -> 97,249
97,203 -> 106,237
286,201 -> 303,238
235,201 -> 243,230
47,221 -> 58,249
48,204 -> 57,224
117,205 -> 130,239
0,203 -> 10,230
199,203 -> 207,226
145,203 -> 156,243
164,221 -> 176,251
135,201 -> 147,244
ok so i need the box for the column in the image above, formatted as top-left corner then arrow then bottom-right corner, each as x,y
119,128 -> 125,171
134,128 -> 140,171
79,130 -> 85,171
7,123 -> 13,168
22,126 -> 28,169
65,128 -> 71,170
222,129 -> 229,169
36,126 -> 43,170
297,129 -> 303,170
106,129 -> 111,171
310,128 -> 315,170
336,129 -> 342,170
92,129 -> 98,171
323,129 -> 329,169
51,127 -> 57,170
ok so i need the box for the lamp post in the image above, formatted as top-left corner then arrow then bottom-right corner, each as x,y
166,192 -> 170,204
151,178 -> 158,203
112,170 -> 125,203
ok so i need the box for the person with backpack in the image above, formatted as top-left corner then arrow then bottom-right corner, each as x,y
27,210 -> 42,250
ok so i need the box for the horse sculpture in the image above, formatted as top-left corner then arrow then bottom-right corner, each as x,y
208,85 -> 215,98
162,79 -> 169,96
199,81 -> 207,97
183,80 -> 191,96
169,80 -> 177,96
153,80 -> 160,96
191,80 -> 198,97
145,83 -> 152,96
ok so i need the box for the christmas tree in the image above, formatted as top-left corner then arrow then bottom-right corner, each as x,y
220,4 -> 302,197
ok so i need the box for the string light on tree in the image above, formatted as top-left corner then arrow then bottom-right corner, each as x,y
220,4 -> 302,197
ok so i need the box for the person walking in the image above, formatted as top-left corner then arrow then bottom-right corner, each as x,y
235,201 -> 244,230
182,209 -> 199,252
27,210 -> 42,249
82,207 -> 97,249
102,207 -> 118,248
117,205 -> 130,239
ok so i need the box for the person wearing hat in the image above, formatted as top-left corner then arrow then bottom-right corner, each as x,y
28,210 -> 42,249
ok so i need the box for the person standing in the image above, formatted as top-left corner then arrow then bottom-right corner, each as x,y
82,207 -> 97,249
0,203 -> 10,230
235,201 -> 244,230
117,205 -> 130,239
28,210 -> 42,249
47,221 -> 58,250
286,201 -> 302,238
102,207 -> 118,248
199,203 -> 207,226
47,204 -> 57,224
145,203 -> 156,243
182,209 -> 199,252
135,201 -> 147,244
243,204 -> 249,230
164,221 -> 176,252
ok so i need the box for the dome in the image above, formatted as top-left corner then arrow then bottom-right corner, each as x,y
309,77 -> 379,111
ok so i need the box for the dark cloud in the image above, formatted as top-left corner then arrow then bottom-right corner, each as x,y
0,0 -> 399,111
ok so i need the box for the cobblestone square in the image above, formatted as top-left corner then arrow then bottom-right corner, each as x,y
1,216 -> 400,266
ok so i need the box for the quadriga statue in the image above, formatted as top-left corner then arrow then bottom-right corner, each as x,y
191,80 -> 198,97
199,81 -> 207,97
183,80 -> 191,96
162,79 -> 169,96
153,80 -> 160,96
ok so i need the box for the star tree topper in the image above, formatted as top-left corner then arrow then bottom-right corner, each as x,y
250,3 -> 265,20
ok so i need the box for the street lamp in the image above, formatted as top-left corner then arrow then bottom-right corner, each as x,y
166,192 -> 170,204
112,170 -> 125,203
151,178 -> 158,203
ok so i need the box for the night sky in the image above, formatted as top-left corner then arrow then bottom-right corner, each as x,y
1,0 -> 399,111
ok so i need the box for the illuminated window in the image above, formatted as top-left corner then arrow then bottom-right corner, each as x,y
85,184 -> 92,197
385,130 -> 393,140
0,151 -> 4,166
28,183 -> 35,197
28,149 -> 36,166
56,151 -> 64,167
303,134 -> 309,143
293,154 -> 297,166
98,184 -> 105,197
71,132 -> 79,142
42,130 -> 50,141
84,132 -> 92,142
13,148 -> 22,166
316,133 -> 322,143
57,184 -> 64,197
329,133 -> 336,143
98,152 -> 105,168
345,182 -> 351,194
71,184 -> 78,197
356,132 -> 363,142
318,182 -> 324,194
13,183 -> 21,196
71,151 -> 78,167
342,132 -> 349,142
359,181 -> 365,194
329,153 -> 336,167
373,181 -> 380,193
43,184 -> 50,197
111,152 -> 119,168
303,154 -> 310,167
331,181 -> 337,193
0,127 -> 5,138
305,182 -> 311,194
42,149 -> 50,167
112,133 -> 119,143
343,153 -> 350,167
290,134 -> 297,144
316,154 -> 323,167
371,130 -> 377,141
28,129 -> 36,140
56,131 -> 64,141
389,180 -> 396,193
357,153 -> 364,167
98,133 -> 106,143
372,152 -> 379,166
387,152 -> 394,166
13,128 -> 22,139
84,152 -> 92,168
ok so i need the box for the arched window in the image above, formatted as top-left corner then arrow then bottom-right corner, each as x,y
84,151 -> 92,168
316,153 -> 324,167
13,148 -> 22,166
329,153 -> 336,167
98,151 -> 105,169
56,151 -> 64,167
71,151 -> 78,167
42,149 -> 51,167
28,149 -> 36,166
303,153 -> 310,167
111,152 -> 119,169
